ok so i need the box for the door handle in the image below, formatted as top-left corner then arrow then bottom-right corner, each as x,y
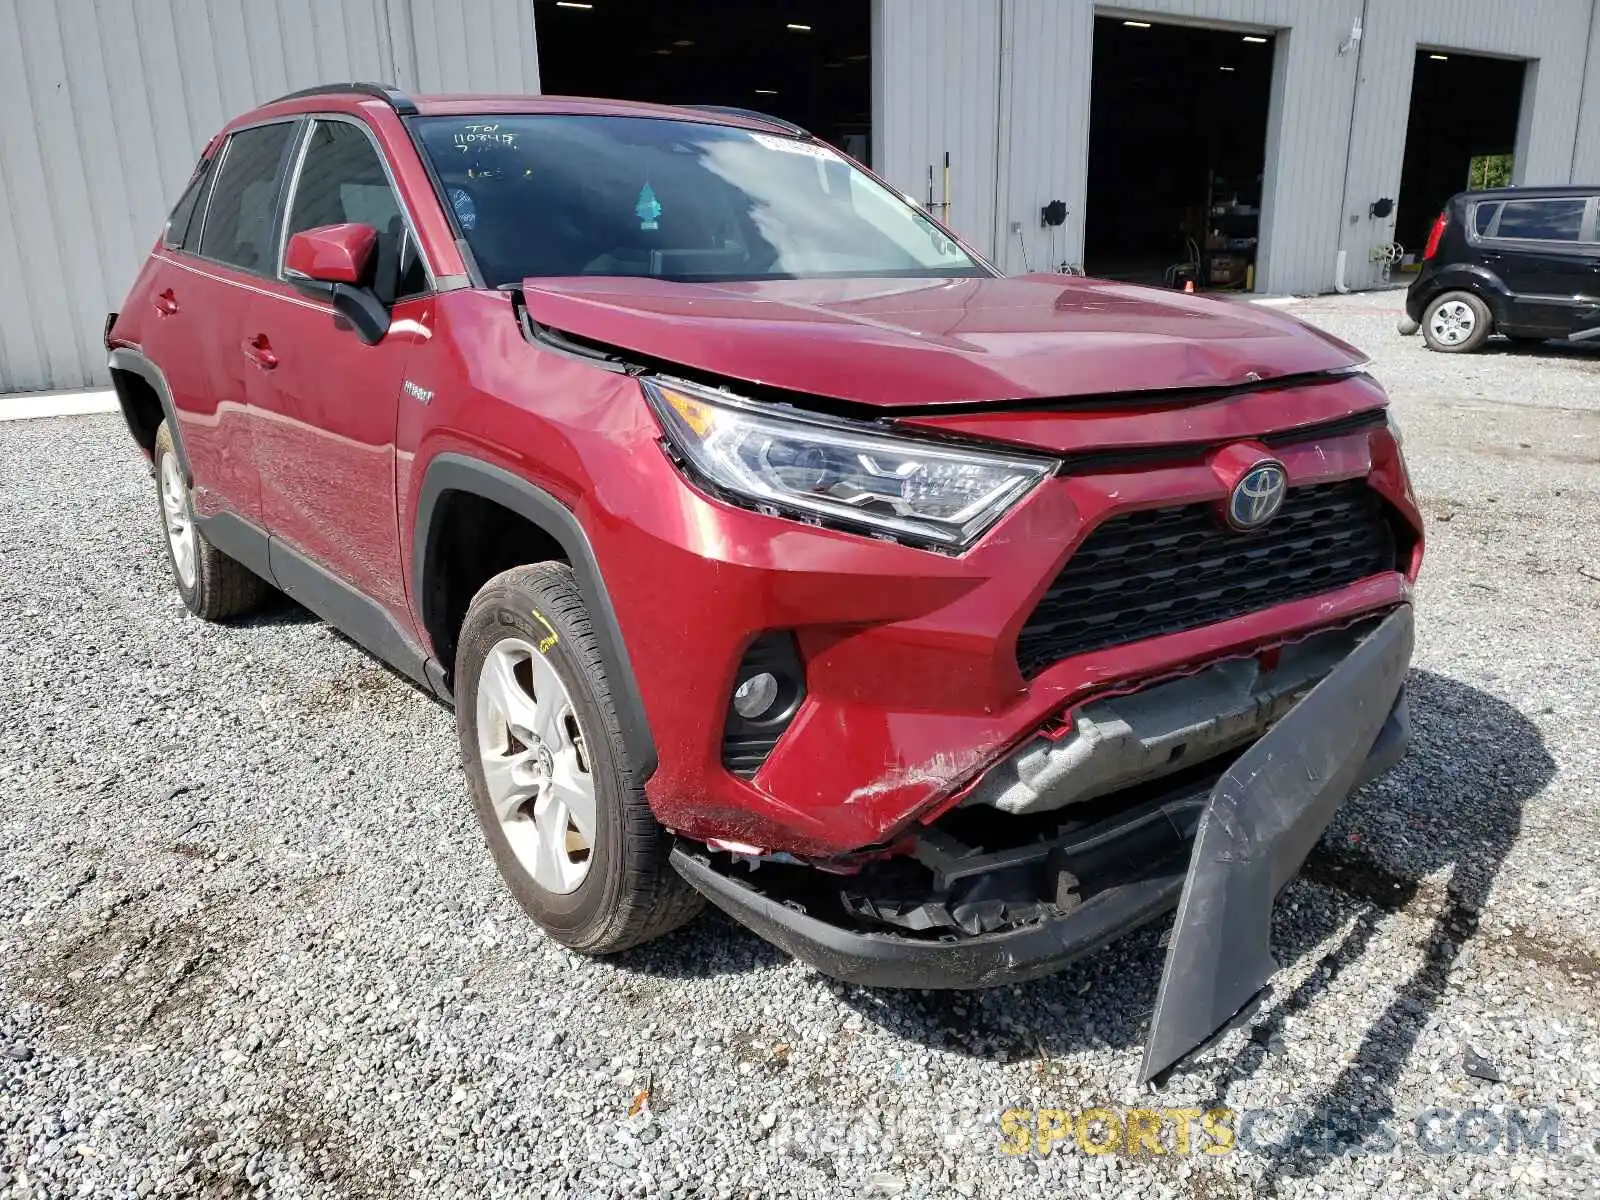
154,289 -> 179,316
241,334 -> 278,370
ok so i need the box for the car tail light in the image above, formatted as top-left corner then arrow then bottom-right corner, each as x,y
1423,212 -> 1447,260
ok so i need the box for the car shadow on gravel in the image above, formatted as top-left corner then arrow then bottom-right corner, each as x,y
237,598 -> 457,708
233,591 -> 321,628
831,670 -> 1556,1115
1476,337 -> 1600,362
1200,668 -> 1555,1184
614,907 -> 794,979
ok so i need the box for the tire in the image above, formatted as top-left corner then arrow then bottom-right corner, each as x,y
153,421 -> 269,620
456,562 -> 702,953
1421,291 -> 1492,353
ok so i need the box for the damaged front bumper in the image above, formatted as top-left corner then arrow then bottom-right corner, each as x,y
671,605 -> 1413,1082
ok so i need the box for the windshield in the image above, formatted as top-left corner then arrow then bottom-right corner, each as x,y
413,114 -> 985,286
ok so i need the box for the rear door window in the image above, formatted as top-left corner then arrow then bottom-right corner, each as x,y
1491,198 -> 1586,242
198,122 -> 298,272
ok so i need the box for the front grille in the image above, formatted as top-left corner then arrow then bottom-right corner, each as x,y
1016,480 -> 1398,676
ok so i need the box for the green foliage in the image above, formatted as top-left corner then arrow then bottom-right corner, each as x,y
1467,154 -> 1513,190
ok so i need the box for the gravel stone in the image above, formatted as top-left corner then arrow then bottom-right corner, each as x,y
2,290 -> 1598,1198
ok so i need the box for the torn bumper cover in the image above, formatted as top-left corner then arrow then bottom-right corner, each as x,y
964,620 -> 1381,817
671,605 -> 1413,1081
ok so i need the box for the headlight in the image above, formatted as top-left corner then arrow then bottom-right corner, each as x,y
642,377 -> 1053,550
1386,407 -> 1404,447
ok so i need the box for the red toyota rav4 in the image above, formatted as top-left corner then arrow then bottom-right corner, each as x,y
107,85 -> 1421,1081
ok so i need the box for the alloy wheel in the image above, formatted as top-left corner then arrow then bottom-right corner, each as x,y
475,637 -> 596,894
159,452 -> 197,589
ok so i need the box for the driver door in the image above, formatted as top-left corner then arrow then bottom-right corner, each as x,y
242,116 -> 432,638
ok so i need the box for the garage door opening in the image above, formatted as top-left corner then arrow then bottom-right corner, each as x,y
1085,16 -> 1275,291
534,0 -> 871,161
1395,50 -> 1525,263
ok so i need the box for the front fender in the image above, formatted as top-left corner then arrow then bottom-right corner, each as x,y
411,452 -> 657,779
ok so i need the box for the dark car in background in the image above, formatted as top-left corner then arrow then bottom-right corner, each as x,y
1401,185 -> 1600,352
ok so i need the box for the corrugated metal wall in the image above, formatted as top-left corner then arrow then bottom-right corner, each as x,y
1578,1 -> 1600,182
994,0 -> 1094,274
0,0 -> 539,394
874,0 -> 1600,296
873,0 -> 1003,261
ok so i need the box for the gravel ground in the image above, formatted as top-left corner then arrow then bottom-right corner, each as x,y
3,290 -> 1599,1199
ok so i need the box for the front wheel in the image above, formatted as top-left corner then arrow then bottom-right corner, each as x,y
456,563 -> 702,954
1421,291 -> 1492,353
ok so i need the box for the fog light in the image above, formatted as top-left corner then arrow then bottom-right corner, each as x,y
732,672 -> 780,719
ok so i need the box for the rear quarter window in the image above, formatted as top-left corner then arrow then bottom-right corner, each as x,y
163,158 -> 214,250
1491,198 -> 1586,242
1471,202 -> 1499,237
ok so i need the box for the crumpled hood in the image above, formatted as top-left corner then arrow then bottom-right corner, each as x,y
518,273 -> 1366,408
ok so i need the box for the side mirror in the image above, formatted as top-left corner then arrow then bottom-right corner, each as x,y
285,222 -> 377,285
284,223 -> 389,345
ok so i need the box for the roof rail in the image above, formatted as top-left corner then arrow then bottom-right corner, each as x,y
681,105 -> 809,138
269,82 -> 418,116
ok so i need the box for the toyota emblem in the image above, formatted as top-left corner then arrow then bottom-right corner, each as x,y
1227,461 -> 1288,530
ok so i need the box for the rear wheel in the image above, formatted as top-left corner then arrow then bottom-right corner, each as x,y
1421,291 -> 1492,353
153,421 -> 268,619
456,563 -> 702,953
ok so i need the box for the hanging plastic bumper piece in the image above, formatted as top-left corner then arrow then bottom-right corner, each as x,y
671,607 -> 1413,1085
1139,603 -> 1414,1084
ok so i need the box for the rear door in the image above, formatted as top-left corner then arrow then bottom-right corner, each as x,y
242,115 -> 432,634
127,152 -> 215,460
143,120 -> 299,526
1480,196 -> 1597,335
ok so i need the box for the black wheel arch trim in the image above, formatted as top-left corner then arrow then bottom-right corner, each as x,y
412,453 -> 657,778
107,347 -> 191,477
1422,267 -> 1513,324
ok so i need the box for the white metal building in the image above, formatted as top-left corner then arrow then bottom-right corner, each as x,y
0,0 -> 540,395
3,0 -> 1599,393
877,0 -> 1600,294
